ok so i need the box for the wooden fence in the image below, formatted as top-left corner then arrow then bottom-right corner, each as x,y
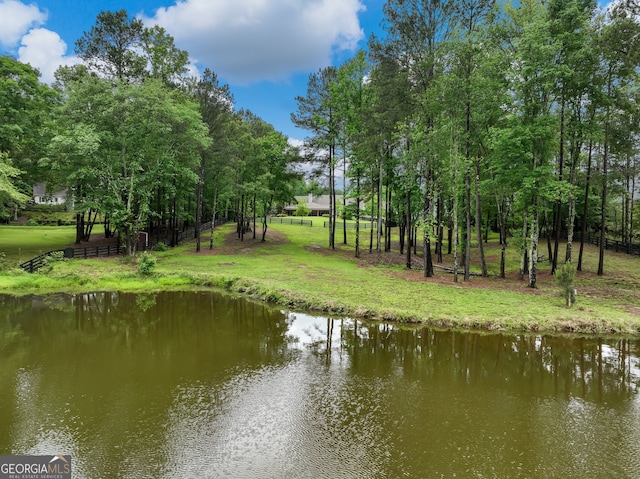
19,220 -> 218,273
588,236 -> 640,256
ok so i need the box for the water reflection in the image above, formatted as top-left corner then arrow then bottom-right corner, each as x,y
1,292 -> 639,478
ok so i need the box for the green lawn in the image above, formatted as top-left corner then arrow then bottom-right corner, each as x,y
1,221 -> 639,335
0,225 -> 77,263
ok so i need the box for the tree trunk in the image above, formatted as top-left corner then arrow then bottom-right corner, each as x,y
399,213 -> 406,255
329,143 -> 336,250
75,212 -> 83,244
262,199 -> 269,242
343,158 -> 347,245
453,177 -> 459,283
369,169 -> 375,253
195,157 -> 204,252
552,97 -> 565,274
252,193 -> 257,240
598,136 -> 609,276
464,165 -> 472,281
423,171 -> 433,278
376,150 -> 384,252
406,188 -> 412,269
528,202 -> 540,289
209,190 -> 217,250
385,182 -> 392,252
474,154 -> 487,277
355,176 -> 360,258
519,212 -> 528,281
437,186 -> 444,263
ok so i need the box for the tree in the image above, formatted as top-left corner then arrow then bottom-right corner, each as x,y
500,0 -> 559,288
0,153 -> 29,220
75,10 -> 146,81
51,75 -> 210,254
0,55 -> 58,188
186,69 -> 234,251
377,0 -> 457,277
292,67 -> 339,249
332,50 -> 371,257
593,2 -> 640,275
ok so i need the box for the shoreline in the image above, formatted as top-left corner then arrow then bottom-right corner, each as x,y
1,269 -> 638,337
2,223 -> 639,337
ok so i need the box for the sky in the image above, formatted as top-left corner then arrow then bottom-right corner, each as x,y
0,0 -> 387,143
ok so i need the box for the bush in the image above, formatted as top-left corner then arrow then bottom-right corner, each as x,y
137,251 -> 157,276
0,252 -> 8,271
154,241 -> 167,252
554,261 -> 576,307
26,218 -> 39,226
295,200 -> 311,217
37,251 -> 66,274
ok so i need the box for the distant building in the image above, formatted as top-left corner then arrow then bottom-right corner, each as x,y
32,183 -> 72,208
283,194 -> 362,216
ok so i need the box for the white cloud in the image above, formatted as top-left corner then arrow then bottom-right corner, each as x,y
288,138 -> 304,149
145,0 -> 365,84
0,0 -> 47,47
18,28 -> 79,83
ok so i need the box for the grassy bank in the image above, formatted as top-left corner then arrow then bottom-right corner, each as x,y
1,221 -> 639,335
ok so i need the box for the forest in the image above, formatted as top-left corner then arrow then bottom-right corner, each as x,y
1,0 -> 640,289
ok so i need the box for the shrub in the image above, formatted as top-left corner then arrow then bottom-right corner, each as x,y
154,241 -> 167,252
38,251 -> 66,274
137,251 -> 157,276
554,261 -> 576,307
26,218 -> 39,226
295,200 -> 310,217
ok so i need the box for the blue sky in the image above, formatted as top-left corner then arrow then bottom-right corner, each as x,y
0,0 -> 386,142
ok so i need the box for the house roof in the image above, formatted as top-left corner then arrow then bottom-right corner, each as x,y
32,182 -> 67,198
284,194 -> 343,211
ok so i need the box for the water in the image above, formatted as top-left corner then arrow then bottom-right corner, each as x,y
1,291 -> 639,478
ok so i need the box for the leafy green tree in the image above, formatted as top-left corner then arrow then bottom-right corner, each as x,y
0,153 -> 29,220
51,75 -> 210,254
332,50 -> 371,256
75,10 -> 146,81
292,67 -> 339,249
376,0 -> 456,275
0,55 -> 58,188
500,0 -> 559,288
186,68 -> 234,251
593,2 -> 640,275
141,25 -> 189,86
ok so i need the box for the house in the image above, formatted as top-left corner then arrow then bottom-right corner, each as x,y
283,194 -> 362,216
32,183 -> 72,208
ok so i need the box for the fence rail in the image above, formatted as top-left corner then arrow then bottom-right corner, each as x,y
588,236 -> 640,256
19,219 -> 220,273
267,217 -> 313,226
323,221 -> 380,230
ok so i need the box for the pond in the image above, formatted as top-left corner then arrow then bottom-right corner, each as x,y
1,291 -> 639,478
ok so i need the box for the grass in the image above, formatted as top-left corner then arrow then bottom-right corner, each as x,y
1,221 -> 639,335
0,224 -> 106,263
0,225 -> 77,263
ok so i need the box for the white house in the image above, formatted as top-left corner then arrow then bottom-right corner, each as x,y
32,183 -> 71,207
